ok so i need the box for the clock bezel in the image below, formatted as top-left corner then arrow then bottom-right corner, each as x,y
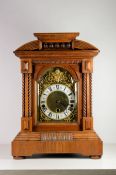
40,83 -> 75,120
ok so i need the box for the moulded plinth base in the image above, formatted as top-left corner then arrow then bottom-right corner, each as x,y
12,130 -> 103,159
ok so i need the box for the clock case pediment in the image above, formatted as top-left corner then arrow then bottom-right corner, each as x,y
14,32 -> 99,58
12,33 -> 102,159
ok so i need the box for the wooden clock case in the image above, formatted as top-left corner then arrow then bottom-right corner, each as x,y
12,33 -> 103,159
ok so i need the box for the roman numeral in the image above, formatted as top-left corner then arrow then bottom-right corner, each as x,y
42,106 -> 47,112
70,100 -> 75,103
68,106 -> 73,111
63,87 -> 66,91
56,85 -> 59,89
64,111 -> 68,116
56,114 -> 59,120
41,101 -> 45,104
48,87 -> 52,92
68,92 -> 72,96
43,93 -> 47,96
48,112 -> 52,117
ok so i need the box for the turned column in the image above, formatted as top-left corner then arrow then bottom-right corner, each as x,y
82,60 -> 93,130
21,59 -> 32,131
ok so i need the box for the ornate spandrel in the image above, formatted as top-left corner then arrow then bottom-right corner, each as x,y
39,67 -> 75,92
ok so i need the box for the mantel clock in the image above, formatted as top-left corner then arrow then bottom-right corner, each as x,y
12,33 -> 103,159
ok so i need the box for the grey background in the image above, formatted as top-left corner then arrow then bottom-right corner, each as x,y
0,0 -> 116,143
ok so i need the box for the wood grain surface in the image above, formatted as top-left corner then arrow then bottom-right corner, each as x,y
12,33 -> 103,159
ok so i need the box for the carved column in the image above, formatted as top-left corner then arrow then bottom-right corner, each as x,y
22,73 -> 25,117
90,73 -> 92,117
28,73 -> 32,117
21,59 -> 32,131
82,60 -> 93,130
82,73 -> 87,117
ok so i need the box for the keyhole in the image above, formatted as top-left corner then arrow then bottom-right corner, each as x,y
56,108 -> 60,112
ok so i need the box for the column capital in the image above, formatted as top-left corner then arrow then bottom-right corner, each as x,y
21,59 -> 32,73
82,60 -> 93,73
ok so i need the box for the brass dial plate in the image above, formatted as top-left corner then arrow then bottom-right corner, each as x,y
37,67 -> 77,122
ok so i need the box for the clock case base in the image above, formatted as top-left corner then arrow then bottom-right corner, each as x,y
12,130 -> 102,159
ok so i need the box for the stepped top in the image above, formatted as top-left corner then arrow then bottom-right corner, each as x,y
14,32 -> 99,58
34,33 -> 79,42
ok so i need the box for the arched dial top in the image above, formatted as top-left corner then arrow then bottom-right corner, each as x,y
40,84 -> 75,120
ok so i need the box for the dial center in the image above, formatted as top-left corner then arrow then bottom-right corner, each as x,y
47,91 -> 69,113
56,100 -> 61,104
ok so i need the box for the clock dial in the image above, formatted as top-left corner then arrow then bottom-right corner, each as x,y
40,84 -> 75,120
